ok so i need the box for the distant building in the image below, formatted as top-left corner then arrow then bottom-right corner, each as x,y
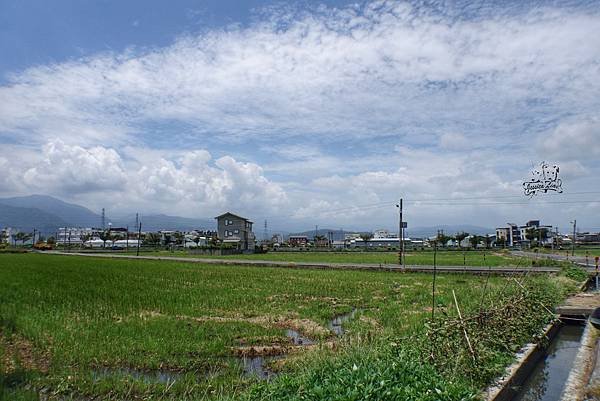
496,220 -> 554,247
57,227 -> 97,245
288,235 -> 308,248
0,227 -> 14,244
344,233 -> 361,241
373,229 -> 394,239
215,212 -> 255,251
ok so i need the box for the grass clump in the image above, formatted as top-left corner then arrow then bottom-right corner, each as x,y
246,345 -> 477,401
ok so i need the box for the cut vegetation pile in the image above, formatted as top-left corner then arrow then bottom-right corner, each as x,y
0,253 -> 583,400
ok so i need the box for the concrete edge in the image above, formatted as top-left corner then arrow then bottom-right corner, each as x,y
483,322 -> 559,401
561,322 -> 598,401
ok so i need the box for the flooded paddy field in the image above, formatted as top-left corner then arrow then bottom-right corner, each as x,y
0,253 -> 584,400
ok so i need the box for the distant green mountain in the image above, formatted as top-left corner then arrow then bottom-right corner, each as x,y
115,214 -> 214,232
0,203 -> 68,233
0,195 -> 215,232
0,194 -> 101,227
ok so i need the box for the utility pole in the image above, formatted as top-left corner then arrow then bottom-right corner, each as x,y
136,222 -> 142,256
396,199 -> 403,267
101,208 -> 106,230
126,226 -> 129,252
572,219 -> 577,256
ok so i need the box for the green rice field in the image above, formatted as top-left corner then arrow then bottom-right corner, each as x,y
118,249 -> 535,267
0,253 -> 581,400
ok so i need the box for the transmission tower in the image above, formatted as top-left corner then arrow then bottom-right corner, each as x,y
101,208 -> 106,229
264,220 -> 268,241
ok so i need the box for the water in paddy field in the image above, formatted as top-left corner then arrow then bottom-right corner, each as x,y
286,329 -> 315,345
92,367 -> 184,383
328,308 -> 359,336
513,324 -> 584,401
239,355 -> 285,379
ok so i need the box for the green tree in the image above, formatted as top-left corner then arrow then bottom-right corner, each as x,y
435,233 -> 451,248
484,234 -> 492,249
80,234 -> 91,248
174,232 -> 185,246
98,231 -> 111,248
455,232 -> 469,249
144,232 -> 161,248
359,233 -> 373,250
525,228 -> 537,248
14,232 -> 31,246
469,235 -> 480,249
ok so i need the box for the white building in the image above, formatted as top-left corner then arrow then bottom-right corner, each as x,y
1,227 -> 14,244
57,227 -> 98,245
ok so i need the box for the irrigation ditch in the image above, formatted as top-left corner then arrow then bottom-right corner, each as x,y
484,279 -> 599,401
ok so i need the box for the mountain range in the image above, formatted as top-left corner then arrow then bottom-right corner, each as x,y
288,224 -> 494,240
0,195 -> 214,233
0,194 -> 495,236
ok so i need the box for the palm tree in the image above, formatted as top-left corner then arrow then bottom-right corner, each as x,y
359,233 -> 373,250
435,233 -> 451,248
144,233 -> 161,249
455,232 -> 469,250
484,234 -> 492,249
469,235 -> 480,249
14,232 -> 26,246
174,232 -> 185,247
525,228 -> 537,248
80,234 -> 92,248
98,231 -> 111,248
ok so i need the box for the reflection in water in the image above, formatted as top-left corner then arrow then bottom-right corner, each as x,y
328,308 -> 360,336
514,324 -> 584,401
240,355 -> 284,379
286,329 -> 315,345
93,367 -> 183,383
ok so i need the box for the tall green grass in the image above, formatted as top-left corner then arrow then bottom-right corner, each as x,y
0,254 -> 579,400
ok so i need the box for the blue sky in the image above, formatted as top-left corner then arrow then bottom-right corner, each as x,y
0,0 -> 599,233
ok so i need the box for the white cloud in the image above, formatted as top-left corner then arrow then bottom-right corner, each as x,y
0,1 -> 598,148
539,118 -> 600,160
1,1 -> 599,230
22,140 -> 127,192
439,133 -> 471,151
3,140 -> 287,217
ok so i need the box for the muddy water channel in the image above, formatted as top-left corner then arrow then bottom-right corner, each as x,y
513,324 -> 584,401
243,309 -> 359,379
93,309 -> 360,383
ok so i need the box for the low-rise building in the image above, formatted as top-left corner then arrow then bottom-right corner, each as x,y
215,212 -> 255,251
288,235 -> 308,248
496,220 -> 554,247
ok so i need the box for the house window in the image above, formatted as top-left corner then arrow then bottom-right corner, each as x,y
234,229 -> 239,234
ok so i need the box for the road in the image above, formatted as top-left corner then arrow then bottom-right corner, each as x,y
44,251 -> 560,275
511,250 -> 597,270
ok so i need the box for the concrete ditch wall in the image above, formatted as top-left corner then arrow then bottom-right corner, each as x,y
561,323 -> 599,401
483,323 -> 559,401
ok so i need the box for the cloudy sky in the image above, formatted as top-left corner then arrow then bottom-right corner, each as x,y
1,0 -> 599,233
